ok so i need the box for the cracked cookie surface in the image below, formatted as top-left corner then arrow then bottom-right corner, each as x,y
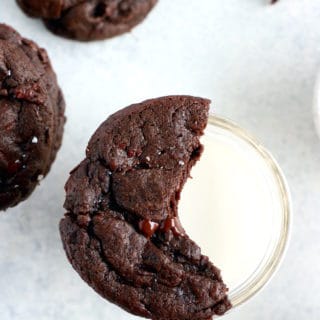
60,96 -> 231,320
0,24 -> 65,210
17,0 -> 158,41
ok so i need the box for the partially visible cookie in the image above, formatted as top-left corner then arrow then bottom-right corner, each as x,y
17,0 -> 158,41
60,96 -> 231,320
0,24 -> 65,210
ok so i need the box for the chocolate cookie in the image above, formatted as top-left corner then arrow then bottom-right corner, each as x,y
17,0 -> 158,41
0,24 -> 65,210
60,96 -> 231,320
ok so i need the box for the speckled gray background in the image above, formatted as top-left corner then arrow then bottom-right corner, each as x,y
0,0 -> 320,319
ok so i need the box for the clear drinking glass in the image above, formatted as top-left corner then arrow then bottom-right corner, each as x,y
179,115 -> 291,310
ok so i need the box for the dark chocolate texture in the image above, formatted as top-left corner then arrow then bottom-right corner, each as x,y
17,0 -> 158,41
60,96 -> 231,320
0,24 -> 65,210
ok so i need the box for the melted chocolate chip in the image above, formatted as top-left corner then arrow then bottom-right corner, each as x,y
160,217 -> 186,236
127,149 -> 135,158
139,219 -> 159,238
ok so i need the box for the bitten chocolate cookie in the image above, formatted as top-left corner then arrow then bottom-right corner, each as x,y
0,24 -> 65,210
60,96 -> 231,320
17,0 -> 158,41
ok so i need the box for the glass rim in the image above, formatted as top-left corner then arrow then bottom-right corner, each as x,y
207,115 -> 292,309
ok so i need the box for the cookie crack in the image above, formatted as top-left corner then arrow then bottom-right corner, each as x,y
86,217 -> 153,303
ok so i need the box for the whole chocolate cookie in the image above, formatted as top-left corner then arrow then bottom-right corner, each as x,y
17,0 -> 158,41
60,96 -> 231,320
0,24 -> 65,210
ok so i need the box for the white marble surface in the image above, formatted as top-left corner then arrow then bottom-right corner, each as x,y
1,0 -> 320,319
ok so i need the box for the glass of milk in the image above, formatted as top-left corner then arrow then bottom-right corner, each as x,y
179,115 -> 291,310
